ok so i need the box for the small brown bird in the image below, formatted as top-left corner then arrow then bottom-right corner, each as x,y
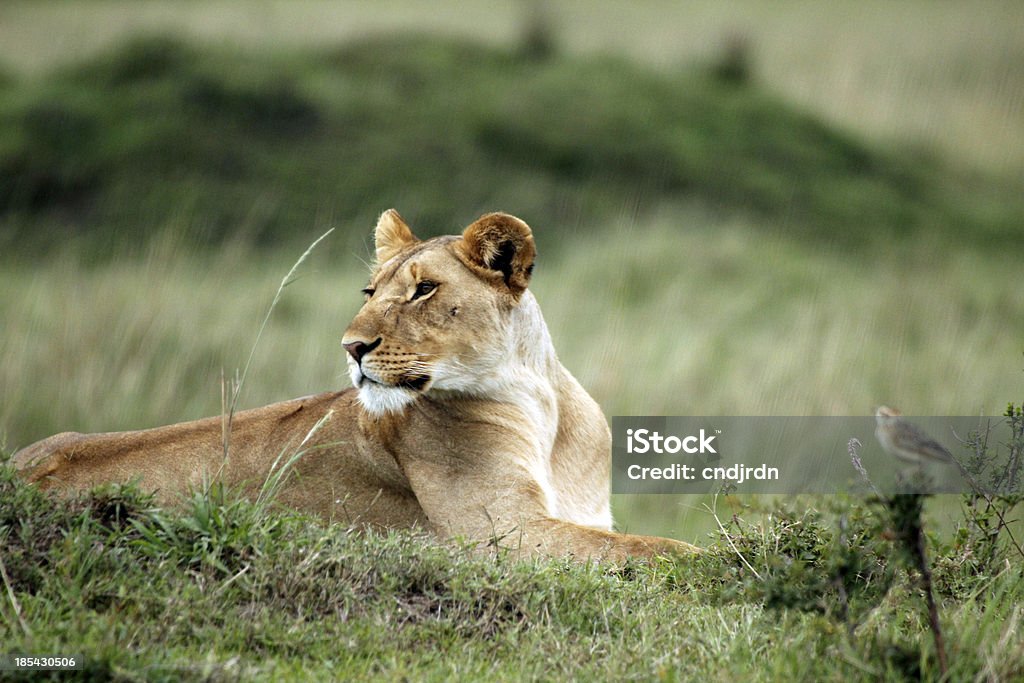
874,406 -> 956,466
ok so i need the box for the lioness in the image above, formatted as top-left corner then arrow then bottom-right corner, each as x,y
15,210 -> 697,560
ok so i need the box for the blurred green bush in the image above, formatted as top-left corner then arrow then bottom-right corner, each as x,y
0,34 -> 1019,257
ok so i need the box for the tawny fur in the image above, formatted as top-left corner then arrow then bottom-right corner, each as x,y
15,210 -> 698,561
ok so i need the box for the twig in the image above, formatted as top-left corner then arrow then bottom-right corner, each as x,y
947,426 -> 1024,561
0,550 -> 32,638
912,512 -> 948,677
847,437 -> 881,497
709,493 -> 761,580
889,492 -> 948,678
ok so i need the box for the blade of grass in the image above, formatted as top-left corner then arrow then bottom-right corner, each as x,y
221,228 -> 334,463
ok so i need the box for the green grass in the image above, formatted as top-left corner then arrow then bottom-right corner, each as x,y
2,463 -> 1022,681
1,33 -> 1020,258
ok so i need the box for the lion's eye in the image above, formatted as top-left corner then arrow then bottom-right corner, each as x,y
361,287 -> 375,299
412,281 -> 437,300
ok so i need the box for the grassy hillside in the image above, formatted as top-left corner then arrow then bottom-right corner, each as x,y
2,462 -> 1022,681
1,35 -> 1020,258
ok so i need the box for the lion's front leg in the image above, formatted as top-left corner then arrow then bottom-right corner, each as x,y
503,518 -> 701,562
398,450 -> 698,562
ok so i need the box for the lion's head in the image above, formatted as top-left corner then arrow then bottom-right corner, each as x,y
342,210 -> 543,416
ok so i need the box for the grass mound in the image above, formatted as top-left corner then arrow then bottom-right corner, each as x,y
1,34 -> 1017,257
3,457 -> 1022,680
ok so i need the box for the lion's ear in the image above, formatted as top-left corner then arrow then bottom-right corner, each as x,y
459,212 -> 536,297
375,209 -> 418,264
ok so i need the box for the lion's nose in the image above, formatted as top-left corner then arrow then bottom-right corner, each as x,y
342,337 -> 381,363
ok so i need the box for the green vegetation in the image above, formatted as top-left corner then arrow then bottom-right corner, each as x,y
2,2 -> 1021,176
1,35 -> 1020,257
2,459 -> 1022,681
